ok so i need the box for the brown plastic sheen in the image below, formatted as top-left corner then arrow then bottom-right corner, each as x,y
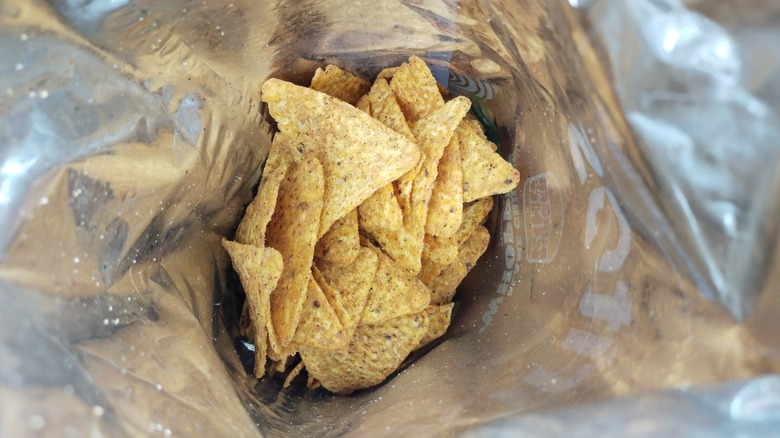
0,1 -> 777,437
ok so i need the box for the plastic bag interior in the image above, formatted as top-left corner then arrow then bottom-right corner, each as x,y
1,0 -> 779,436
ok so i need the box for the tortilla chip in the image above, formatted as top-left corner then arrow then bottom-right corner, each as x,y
422,233 -> 459,266
307,375 -> 321,389
310,64 -> 370,106
460,114 -> 496,150
355,94 -> 371,113
418,257 -> 446,288
234,134 -> 296,246
265,152 -> 325,348
416,303 -> 454,350
423,195 -> 493,266
394,160 -> 422,219
261,79 -> 421,237
239,299 -> 254,339
358,183 -> 403,234
376,66 -> 399,80
371,97 -> 471,274
458,124 -> 520,202
317,247 -> 379,330
430,226 -> 490,305
365,76 -> 415,225
222,240 -> 284,378
269,356 -> 296,376
283,361 -> 305,389
390,56 -> 444,123
299,312 -> 429,394
315,208 -> 359,265
386,56 -> 445,216
425,132 -> 463,237
360,246 -> 430,324
409,97 -> 471,227
462,113 -> 484,133
310,266 -> 349,329
454,197 -> 494,245
369,78 -> 415,141
293,273 -> 349,350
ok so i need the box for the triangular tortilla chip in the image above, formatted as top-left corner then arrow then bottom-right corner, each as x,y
234,134 -> 297,247
266,152 -> 324,348
390,56 -> 444,123
460,114 -> 496,150
369,78 -> 415,141
423,196 -> 493,266
415,303 -> 454,350
310,64 -> 370,106
315,208 -> 359,265
317,247 -> 379,330
261,78 -> 421,237
426,131 -> 463,237
355,93 -> 371,113
222,240 -> 284,378
358,183 -> 403,234
430,226 -> 490,305
360,245 -> 430,324
370,97 -> 471,274
299,312 -> 429,394
293,272 -> 349,350
458,124 -> 520,202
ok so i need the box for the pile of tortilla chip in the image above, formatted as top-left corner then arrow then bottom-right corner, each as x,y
223,57 -> 519,394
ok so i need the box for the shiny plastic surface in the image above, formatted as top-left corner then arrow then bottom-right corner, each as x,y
1,0 -> 778,436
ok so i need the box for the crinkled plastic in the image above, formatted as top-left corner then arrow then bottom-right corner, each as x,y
1,0 -> 778,436
585,0 -> 780,322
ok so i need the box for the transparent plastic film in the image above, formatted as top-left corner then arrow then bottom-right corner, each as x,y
0,0 -> 778,437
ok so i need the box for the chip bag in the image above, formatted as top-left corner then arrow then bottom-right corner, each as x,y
1,0 -> 779,437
